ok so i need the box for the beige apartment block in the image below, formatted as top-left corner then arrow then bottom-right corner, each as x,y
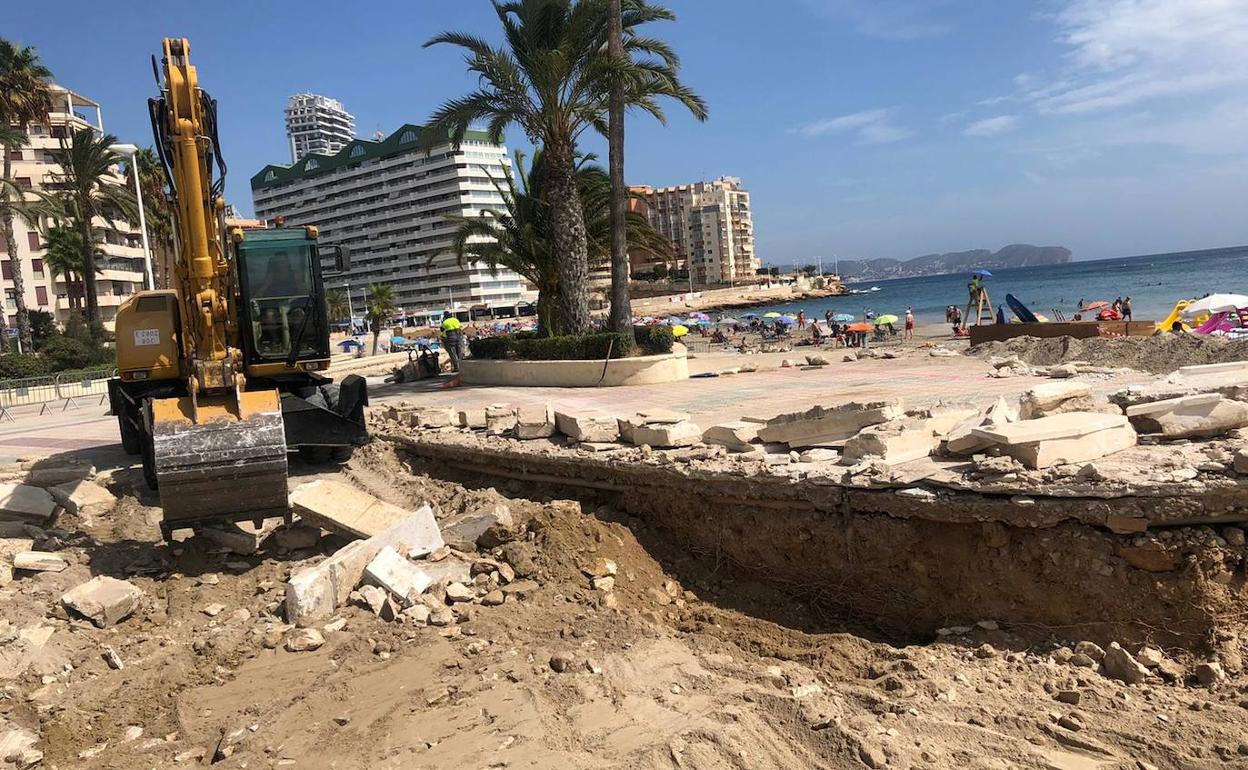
630,176 -> 758,285
2,85 -> 147,334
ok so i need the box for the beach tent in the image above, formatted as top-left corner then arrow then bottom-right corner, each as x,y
1182,294 -> 1248,317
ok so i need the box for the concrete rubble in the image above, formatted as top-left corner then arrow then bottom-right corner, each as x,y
1018,381 -> 1095,420
972,412 -> 1138,469
945,397 -> 1019,455
0,483 -> 58,524
514,405 -> 556,439
622,418 -> 702,448
440,504 -> 514,551
484,405 -> 519,435
702,421 -> 762,452
1125,393 -> 1248,439
291,479 -> 419,539
11,551 -> 67,573
47,478 -> 116,518
756,400 -> 904,447
553,409 -> 619,443
60,576 -> 143,628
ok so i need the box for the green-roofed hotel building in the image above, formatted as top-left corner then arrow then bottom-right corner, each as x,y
250,124 -> 535,318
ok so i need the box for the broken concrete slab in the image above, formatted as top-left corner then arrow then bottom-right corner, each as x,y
634,409 -> 690,424
284,505 -> 443,625
440,504 -> 514,551
945,397 -> 1021,455
364,546 -> 431,606
921,406 -> 981,437
514,405 -> 557,439
0,483 -> 58,524
0,624 -> 55,680
972,413 -> 1137,469
554,410 -> 620,443
12,552 -> 67,573
702,421 -> 761,452
291,480 -> 418,540
484,405 -> 518,436
407,406 -> 456,428
60,576 -> 143,627
757,400 -> 903,447
47,479 -> 115,518
1174,360 -> 1248,379
0,721 -> 41,768
1019,381 -> 1093,419
842,420 -> 940,466
23,463 -> 94,488
1125,394 -> 1248,439
271,524 -> 322,551
199,521 -> 265,555
626,420 -> 702,448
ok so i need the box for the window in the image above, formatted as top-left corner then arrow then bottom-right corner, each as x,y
1,262 -> 10,280
8,150 -> 22,162
16,177 -> 31,190
27,232 -> 39,250
264,170 -> 277,182
349,145 -> 365,159
305,159 -> 319,170
32,259 -> 43,276
35,286 -> 48,306
399,129 -> 418,144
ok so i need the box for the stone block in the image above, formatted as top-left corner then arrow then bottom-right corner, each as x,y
271,524 -> 322,551
554,410 -> 619,443
756,400 -> 903,447
408,407 -> 456,428
1102,642 -> 1149,684
1126,394 -> 1248,438
199,521 -> 264,555
798,448 -> 840,463
364,546 -> 432,606
0,723 -> 41,768
702,421 -> 761,452
60,576 -> 143,627
922,406 -> 981,437
1236,448 -> 1248,474
485,404 -> 519,435
290,479 -> 414,539
627,420 -> 702,448
457,409 -> 486,429
841,420 -> 939,466
635,409 -> 689,424
1019,381 -> 1092,419
440,504 -> 514,551
514,404 -> 556,439
23,464 -> 95,488
973,413 -> 1136,469
12,551 -> 67,573
0,483 -> 58,524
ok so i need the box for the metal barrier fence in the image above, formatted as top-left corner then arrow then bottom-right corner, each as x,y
0,368 -> 116,418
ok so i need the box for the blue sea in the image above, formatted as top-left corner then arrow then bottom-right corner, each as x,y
749,245 -> 1248,326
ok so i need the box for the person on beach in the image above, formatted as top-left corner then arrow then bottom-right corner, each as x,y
1122,297 -> 1133,321
825,309 -> 833,325
797,310 -> 806,329
1113,297 -> 1123,314
904,308 -> 915,340
810,321 -> 822,344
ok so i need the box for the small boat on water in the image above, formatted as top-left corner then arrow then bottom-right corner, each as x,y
869,286 -> 881,292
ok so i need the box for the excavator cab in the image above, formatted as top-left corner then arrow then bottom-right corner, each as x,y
235,228 -> 331,371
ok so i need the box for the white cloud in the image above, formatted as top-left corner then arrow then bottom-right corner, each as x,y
1031,0 -> 1248,114
798,0 -> 952,40
793,108 -> 914,144
964,115 -> 1020,137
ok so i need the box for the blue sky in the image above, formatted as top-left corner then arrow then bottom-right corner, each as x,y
9,0 -> 1248,265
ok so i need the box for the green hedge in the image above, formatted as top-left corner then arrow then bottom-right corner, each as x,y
469,326 -> 675,361
633,325 -> 674,355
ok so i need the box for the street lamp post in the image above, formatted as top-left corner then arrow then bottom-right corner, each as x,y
109,143 -> 154,291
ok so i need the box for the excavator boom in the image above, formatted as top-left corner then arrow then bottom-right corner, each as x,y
146,38 -> 289,528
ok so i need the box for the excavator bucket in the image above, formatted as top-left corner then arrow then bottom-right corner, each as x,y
150,389 -> 289,533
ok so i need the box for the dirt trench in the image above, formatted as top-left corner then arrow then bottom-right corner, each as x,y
389,437 -> 1248,652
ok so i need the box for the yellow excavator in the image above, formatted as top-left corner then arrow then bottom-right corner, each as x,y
107,39 -> 368,540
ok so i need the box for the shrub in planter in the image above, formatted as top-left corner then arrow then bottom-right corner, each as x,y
0,353 -> 49,379
469,331 -> 638,361
633,325 -> 674,355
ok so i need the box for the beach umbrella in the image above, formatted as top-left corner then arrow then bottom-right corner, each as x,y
832,313 -> 855,323
742,312 -> 760,319
874,314 -> 899,325
671,324 -> 689,337
664,316 -> 684,325
1181,293 -> 1248,317
716,316 -> 740,325
763,311 -> 782,318
774,316 -> 795,326
847,322 -> 873,333
1081,300 -> 1109,311
972,269 -> 993,277
688,311 -> 710,320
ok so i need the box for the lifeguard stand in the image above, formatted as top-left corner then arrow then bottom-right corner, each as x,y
963,282 -> 993,329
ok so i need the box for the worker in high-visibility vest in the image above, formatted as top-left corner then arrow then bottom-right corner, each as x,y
441,312 -> 463,371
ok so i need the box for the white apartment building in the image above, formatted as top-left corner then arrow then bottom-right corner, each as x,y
284,93 -> 355,163
251,125 -> 535,317
2,85 -> 147,333
630,176 -> 759,285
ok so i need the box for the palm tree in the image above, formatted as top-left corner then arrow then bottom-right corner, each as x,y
325,288 -> 350,324
423,0 -> 706,336
445,149 -> 670,335
0,39 -> 54,351
42,224 -> 100,312
606,0 -> 629,333
48,127 -> 138,337
365,284 -> 397,356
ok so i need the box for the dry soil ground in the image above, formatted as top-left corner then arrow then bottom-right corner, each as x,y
2,438 -> 1247,770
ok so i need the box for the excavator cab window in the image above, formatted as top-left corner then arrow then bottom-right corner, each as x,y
237,244 -> 327,363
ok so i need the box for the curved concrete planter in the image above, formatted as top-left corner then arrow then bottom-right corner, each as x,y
459,346 -> 688,388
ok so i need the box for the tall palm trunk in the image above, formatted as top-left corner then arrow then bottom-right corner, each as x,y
606,0 -> 631,334
1,148 -> 31,351
536,286 -> 561,338
77,207 -> 100,335
545,138 -> 591,335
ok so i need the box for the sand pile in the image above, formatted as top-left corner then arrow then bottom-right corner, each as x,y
971,333 -> 1248,374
